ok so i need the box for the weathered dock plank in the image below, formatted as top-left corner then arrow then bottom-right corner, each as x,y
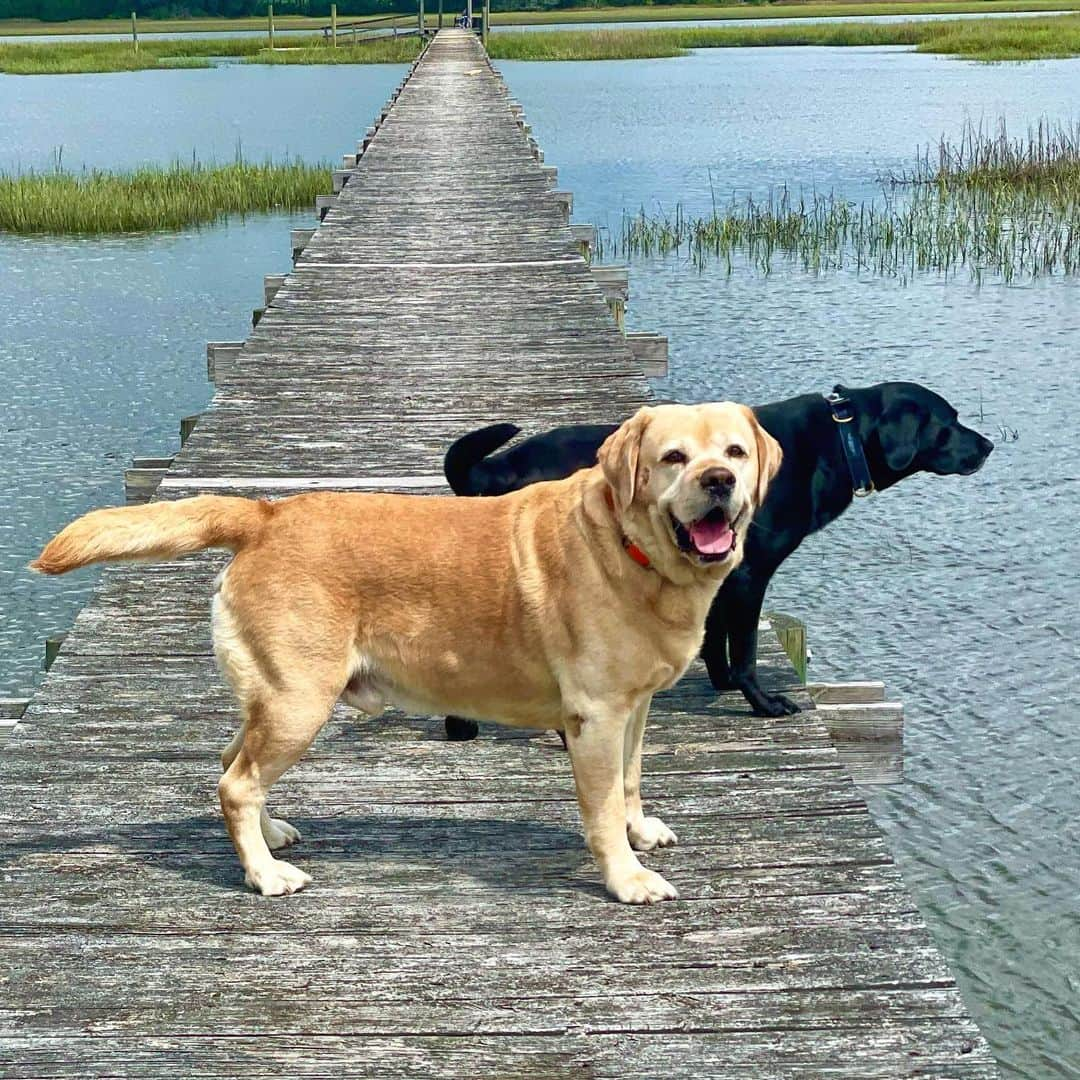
0,29 -> 997,1079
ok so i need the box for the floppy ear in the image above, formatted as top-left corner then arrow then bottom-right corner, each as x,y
880,408 -> 922,471
598,407 -> 652,511
742,405 -> 783,508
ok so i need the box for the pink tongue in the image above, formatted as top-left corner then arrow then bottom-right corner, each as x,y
689,518 -> 734,555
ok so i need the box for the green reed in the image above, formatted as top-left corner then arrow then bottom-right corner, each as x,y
0,158 -> 332,234
608,185 -> 1080,283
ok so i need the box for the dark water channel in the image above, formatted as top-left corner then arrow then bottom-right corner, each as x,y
1,46 -> 1078,1076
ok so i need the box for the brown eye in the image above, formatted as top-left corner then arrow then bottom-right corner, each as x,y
661,449 -> 687,465
727,444 -> 748,459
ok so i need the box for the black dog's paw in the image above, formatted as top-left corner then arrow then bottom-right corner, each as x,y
445,716 -> 479,741
750,692 -> 802,718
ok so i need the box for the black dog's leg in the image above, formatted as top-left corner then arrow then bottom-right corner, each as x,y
701,595 -> 735,691
445,716 -> 479,741
723,573 -> 801,717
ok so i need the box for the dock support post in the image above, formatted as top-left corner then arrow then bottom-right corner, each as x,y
131,11 -> 138,53
180,413 -> 201,446
419,0 -> 424,36
268,2 -> 275,50
438,0 -> 443,28
482,0 -> 489,44
466,0 -> 472,27
44,635 -> 65,672
330,3 -> 337,46
765,611 -> 807,683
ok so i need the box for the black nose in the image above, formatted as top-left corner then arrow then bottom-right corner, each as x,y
699,467 -> 735,494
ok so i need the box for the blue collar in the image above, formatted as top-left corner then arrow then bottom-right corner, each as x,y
825,392 -> 874,497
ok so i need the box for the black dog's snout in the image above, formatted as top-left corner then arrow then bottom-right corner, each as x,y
699,467 -> 736,494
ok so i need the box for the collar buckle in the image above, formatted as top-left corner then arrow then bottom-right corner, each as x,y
825,392 -> 875,498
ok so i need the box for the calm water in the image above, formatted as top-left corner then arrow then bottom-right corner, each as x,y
1,46 -> 1079,1076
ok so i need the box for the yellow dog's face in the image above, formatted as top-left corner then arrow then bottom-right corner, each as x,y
599,403 -> 782,570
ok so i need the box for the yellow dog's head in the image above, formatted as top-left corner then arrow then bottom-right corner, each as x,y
599,403 -> 782,578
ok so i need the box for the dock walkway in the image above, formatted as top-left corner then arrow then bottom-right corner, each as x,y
0,30 -> 998,1078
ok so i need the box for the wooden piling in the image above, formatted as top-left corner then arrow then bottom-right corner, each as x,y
765,611 -> 808,682
330,2 -> 337,46
131,10 -> 138,53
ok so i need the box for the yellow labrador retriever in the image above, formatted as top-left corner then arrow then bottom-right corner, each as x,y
33,403 -> 781,904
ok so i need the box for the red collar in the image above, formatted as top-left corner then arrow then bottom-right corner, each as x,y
604,487 -> 652,569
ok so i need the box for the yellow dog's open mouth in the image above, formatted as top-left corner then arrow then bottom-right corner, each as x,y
672,508 -> 737,562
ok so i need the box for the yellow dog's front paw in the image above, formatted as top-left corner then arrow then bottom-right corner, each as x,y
628,816 -> 678,852
607,865 -> 679,904
245,859 -> 312,897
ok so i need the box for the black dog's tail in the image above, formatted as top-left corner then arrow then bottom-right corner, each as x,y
444,423 -> 521,495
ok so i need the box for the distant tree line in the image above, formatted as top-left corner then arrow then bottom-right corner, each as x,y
0,0 -> 710,21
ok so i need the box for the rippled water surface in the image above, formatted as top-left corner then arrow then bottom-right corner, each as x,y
1,46 -> 1078,1077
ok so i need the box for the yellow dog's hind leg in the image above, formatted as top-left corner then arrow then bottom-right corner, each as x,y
220,725 -> 301,852
218,687 -> 340,896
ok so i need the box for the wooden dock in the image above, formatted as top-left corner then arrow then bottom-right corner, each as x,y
0,30 -> 998,1078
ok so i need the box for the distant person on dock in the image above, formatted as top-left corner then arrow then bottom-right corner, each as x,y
455,10 -> 471,27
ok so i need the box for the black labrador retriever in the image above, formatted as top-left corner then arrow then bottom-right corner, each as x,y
443,382 -> 993,736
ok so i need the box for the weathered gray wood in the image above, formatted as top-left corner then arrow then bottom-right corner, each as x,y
290,227 -> 315,263
263,273 -> 287,308
0,30 -> 993,1079
568,222 -> 596,259
809,681 -> 886,704
205,341 -> 242,382
124,463 -> 171,505
625,331 -> 669,377
816,702 -> 904,744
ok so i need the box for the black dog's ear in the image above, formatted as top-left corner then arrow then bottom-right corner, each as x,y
880,408 -> 922,471
833,383 -> 848,396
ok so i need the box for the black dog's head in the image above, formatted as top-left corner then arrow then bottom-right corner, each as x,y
841,382 -> 994,490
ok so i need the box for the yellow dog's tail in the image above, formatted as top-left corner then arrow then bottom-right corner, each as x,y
30,495 -> 271,576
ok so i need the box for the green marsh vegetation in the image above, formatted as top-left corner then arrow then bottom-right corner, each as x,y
0,157 -> 332,234
606,122 -> 1080,282
4,0 -> 1080,37
487,14 -> 1080,61
0,33 -> 420,74
4,11 -> 1080,71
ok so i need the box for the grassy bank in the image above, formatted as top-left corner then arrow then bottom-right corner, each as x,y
0,33 -> 420,73
0,159 -> 331,233
4,0 -> 1080,37
487,14 -> 1080,60
608,123 -> 1080,281
5,11 -> 1080,71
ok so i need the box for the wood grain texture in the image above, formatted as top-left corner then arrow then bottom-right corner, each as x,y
0,29 -> 997,1079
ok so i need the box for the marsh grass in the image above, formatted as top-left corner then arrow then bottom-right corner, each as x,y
3,13 -> 1080,70
5,1 -> 1080,36
0,33 -> 419,74
895,119 -> 1080,195
489,14 -> 1080,60
608,123 -> 1080,282
0,158 -> 332,234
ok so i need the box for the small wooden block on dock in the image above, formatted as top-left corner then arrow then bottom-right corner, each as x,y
291,227 -> 315,263
625,331 -> 668,377
124,457 -> 174,505
206,341 -> 243,383
0,698 -> 28,739
264,274 -> 287,308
